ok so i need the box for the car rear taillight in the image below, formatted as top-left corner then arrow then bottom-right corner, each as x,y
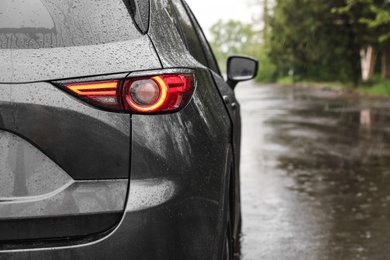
64,74 -> 194,114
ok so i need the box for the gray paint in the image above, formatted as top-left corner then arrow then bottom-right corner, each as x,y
0,130 -> 72,198
0,82 -> 132,179
0,36 -> 160,83
0,81 -> 131,135
0,0 -> 237,258
0,180 -> 127,219
126,179 -> 176,212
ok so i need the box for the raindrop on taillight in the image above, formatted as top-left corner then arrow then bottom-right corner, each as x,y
62,73 -> 194,114
124,76 -> 169,113
129,79 -> 161,106
64,81 -> 121,110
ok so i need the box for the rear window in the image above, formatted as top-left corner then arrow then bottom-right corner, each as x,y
0,0 -> 140,49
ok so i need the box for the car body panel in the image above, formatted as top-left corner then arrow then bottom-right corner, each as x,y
0,82 -> 132,180
209,72 -> 242,239
0,81 -> 132,240
0,36 -> 160,83
0,0 -> 241,258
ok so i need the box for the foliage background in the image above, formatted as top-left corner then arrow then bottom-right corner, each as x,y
208,0 -> 390,88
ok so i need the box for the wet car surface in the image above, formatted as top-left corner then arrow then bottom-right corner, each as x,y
0,0 -> 258,258
237,82 -> 390,259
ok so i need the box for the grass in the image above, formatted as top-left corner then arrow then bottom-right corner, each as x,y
277,76 -> 294,84
276,75 -> 390,97
357,76 -> 390,97
277,76 -> 347,89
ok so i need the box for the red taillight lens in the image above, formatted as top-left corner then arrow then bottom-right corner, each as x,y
64,74 -> 194,114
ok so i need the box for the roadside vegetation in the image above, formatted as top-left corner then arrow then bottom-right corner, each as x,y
358,75 -> 390,96
277,75 -> 390,97
208,0 -> 390,97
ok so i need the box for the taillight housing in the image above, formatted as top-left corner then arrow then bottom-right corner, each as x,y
63,73 -> 195,114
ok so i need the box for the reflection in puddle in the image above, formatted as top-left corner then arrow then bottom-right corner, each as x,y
360,109 -> 372,128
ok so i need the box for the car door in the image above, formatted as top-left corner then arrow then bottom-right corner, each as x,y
173,0 -> 242,243
187,10 -> 243,243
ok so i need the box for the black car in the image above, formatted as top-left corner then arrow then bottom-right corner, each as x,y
0,0 -> 258,259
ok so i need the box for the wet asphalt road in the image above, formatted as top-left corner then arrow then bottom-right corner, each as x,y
235,82 -> 390,260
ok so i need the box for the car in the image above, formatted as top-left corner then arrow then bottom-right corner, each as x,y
0,0 -> 258,259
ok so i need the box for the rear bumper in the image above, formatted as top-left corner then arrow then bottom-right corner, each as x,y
0,178 -> 219,260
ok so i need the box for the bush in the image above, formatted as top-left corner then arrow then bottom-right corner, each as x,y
358,76 -> 390,96
255,49 -> 277,83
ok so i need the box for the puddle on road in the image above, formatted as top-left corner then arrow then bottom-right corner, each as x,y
236,83 -> 390,259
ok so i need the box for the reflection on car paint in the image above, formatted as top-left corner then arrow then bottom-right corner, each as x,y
0,180 -> 127,218
126,179 -> 176,212
0,37 -> 160,83
0,130 -> 72,198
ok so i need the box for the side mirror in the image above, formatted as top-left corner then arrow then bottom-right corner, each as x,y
227,55 -> 259,89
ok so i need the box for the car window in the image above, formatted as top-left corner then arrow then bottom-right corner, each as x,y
183,1 -> 221,75
171,0 -> 208,68
0,0 -> 140,49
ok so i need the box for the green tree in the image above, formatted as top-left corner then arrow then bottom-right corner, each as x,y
209,19 -> 277,82
209,20 -> 257,66
333,0 -> 390,79
269,0 -> 362,86
334,0 -> 390,44
363,5 -> 390,43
